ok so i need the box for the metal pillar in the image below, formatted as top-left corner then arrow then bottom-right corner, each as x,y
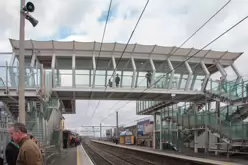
185,61 -> 193,91
205,127 -> 209,154
131,57 -> 136,88
92,55 -> 96,88
160,110 -> 162,150
116,111 -> 119,139
215,101 -> 220,155
201,61 -> 210,92
19,0 -> 26,124
112,56 -> 117,88
149,57 -> 156,88
216,62 -> 227,80
72,54 -> 76,87
167,59 -> 174,89
100,123 -> 102,140
194,131 -> 198,153
193,103 -> 198,153
153,113 -> 156,149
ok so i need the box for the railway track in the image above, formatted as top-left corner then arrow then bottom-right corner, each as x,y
82,141 -> 112,165
91,142 -> 156,165
83,140 -> 157,165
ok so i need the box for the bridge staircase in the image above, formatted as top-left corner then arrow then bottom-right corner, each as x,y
205,79 -> 248,105
160,102 -> 248,152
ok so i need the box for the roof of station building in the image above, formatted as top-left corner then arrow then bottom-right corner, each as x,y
9,39 -> 243,62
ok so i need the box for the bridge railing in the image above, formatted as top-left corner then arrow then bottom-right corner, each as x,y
0,65 -> 44,93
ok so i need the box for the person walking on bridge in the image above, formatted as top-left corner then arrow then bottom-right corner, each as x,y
115,74 -> 120,88
12,122 -> 43,165
145,71 -> 152,88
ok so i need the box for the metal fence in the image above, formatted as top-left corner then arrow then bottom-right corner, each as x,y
0,120 -> 11,163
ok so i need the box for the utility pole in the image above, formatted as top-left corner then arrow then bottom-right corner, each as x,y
19,0 -> 26,124
116,111 -> 119,139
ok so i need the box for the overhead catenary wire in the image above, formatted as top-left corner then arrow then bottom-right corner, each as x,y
86,0 -> 112,117
92,0 -> 150,117
95,0 -> 113,70
140,15 -> 248,96
100,0 -> 232,121
102,15 -> 248,121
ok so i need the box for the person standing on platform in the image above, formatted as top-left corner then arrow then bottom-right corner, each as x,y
5,127 -> 19,165
145,71 -> 152,88
115,74 -> 120,88
12,122 -> 43,165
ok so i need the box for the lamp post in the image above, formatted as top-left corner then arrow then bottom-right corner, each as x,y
19,0 -> 26,124
19,0 -> 38,124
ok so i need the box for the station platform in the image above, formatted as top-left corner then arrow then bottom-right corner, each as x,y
92,140 -> 246,165
52,145 -> 93,165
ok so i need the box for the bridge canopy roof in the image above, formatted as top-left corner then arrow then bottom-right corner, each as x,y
9,39 -> 242,62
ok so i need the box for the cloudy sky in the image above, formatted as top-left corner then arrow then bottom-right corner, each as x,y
1,0 -> 248,134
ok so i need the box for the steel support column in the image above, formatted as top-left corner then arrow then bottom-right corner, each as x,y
100,123 -> 102,140
185,61 -> 193,91
30,52 -> 36,87
178,74 -> 183,89
92,54 -> 96,88
190,75 -> 197,90
131,56 -> 136,88
72,54 -> 76,88
51,53 -> 56,87
201,61 -> 210,92
19,0 -> 26,124
112,56 -> 117,88
231,64 -> 241,82
153,113 -> 156,149
149,57 -> 156,88
9,52 -> 16,87
194,131 -> 198,153
35,61 -> 39,88
116,111 -> 119,139
167,59 -> 174,89
216,62 -> 227,80
159,110 -> 163,150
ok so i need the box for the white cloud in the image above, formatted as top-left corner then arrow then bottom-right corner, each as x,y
1,0 -> 248,129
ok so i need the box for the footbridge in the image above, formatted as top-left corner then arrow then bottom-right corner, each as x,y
7,39 -> 243,102
0,38 -> 246,162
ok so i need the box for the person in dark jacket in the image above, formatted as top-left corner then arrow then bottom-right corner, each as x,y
5,127 -> 19,165
12,122 -> 43,165
115,74 -> 120,87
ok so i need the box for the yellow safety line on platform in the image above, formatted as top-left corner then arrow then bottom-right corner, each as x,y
77,146 -> 81,165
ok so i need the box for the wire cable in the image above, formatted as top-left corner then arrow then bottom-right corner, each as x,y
95,0 -> 113,69
158,0 -> 232,78
86,0 -> 112,116
100,0 -> 231,121
92,0 -> 150,117
140,15 -> 248,96
102,15 -> 248,121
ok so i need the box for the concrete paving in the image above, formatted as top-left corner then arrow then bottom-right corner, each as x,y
51,145 -> 93,165
52,147 -> 77,165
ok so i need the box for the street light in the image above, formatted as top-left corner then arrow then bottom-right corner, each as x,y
19,1 -> 38,124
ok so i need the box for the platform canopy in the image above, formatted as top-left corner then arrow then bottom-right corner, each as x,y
9,39 -> 242,62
